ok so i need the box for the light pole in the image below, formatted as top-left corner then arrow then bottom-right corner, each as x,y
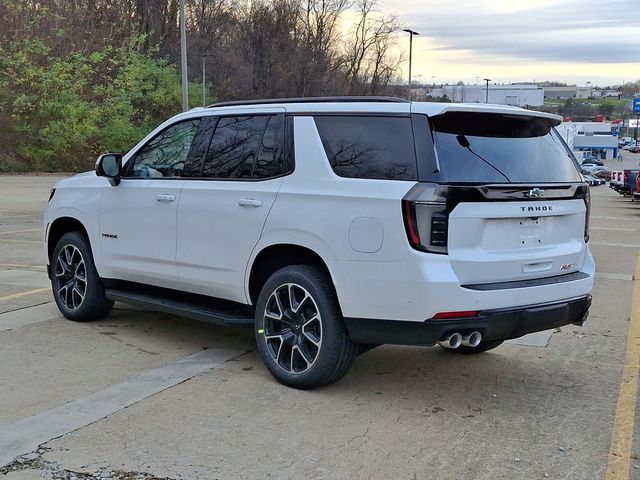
403,29 -> 420,100
483,78 -> 491,103
180,0 -> 188,112
201,53 -> 215,107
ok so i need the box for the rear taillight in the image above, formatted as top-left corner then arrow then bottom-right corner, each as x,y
636,174 -> 640,193
577,185 -> 590,242
624,171 -> 630,184
402,183 -> 450,254
433,310 -> 478,319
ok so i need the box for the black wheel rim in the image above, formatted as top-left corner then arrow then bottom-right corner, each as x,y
263,283 -> 322,374
54,244 -> 87,310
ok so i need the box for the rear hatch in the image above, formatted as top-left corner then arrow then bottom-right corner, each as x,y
404,109 -> 589,286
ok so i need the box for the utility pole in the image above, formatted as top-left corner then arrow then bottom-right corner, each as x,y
180,0 -> 188,112
403,29 -> 420,101
483,78 -> 491,103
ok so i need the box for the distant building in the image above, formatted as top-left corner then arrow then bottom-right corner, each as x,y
592,89 -> 623,99
559,121 -> 619,160
415,84 -> 543,107
543,86 -> 593,99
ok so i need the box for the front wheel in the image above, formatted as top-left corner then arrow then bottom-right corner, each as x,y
51,231 -> 113,321
254,265 -> 356,389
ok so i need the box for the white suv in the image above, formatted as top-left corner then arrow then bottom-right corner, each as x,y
44,97 -> 594,388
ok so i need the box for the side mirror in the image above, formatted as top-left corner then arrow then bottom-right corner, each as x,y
95,153 -> 123,186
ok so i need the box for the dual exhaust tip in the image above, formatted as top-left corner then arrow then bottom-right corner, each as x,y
438,331 -> 482,349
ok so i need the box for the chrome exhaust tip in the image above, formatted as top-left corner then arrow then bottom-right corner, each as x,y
461,331 -> 482,348
438,332 -> 462,349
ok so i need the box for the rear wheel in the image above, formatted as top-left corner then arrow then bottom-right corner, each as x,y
441,340 -> 504,354
51,231 -> 113,321
254,265 -> 356,389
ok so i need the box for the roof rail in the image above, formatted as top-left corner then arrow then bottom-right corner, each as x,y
206,96 -> 410,108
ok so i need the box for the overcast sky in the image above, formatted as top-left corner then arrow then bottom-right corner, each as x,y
380,0 -> 639,86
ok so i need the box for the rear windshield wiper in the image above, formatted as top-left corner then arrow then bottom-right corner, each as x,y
456,134 -> 511,183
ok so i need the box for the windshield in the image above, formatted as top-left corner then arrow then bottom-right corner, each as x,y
430,112 -> 582,184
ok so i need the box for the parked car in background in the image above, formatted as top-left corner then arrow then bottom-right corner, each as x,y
583,174 -> 604,186
633,175 -> 640,202
582,164 -> 607,174
610,171 -> 624,190
581,159 -> 604,167
593,169 -> 612,181
618,170 -> 640,195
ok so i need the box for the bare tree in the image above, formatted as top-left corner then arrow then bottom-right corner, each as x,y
342,0 -> 402,95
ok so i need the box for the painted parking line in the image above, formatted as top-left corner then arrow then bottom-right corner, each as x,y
0,239 -> 42,245
591,242 -> 640,249
0,302 -> 58,332
605,253 -> 640,480
0,228 -> 42,236
0,263 -> 45,270
0,288 -> 50,302
591,216 -> 640,221
0,347 -> 246,467
597,273 -> 634,282
591,227 -> 637,232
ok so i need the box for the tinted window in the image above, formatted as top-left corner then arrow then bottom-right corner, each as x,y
129,119 -> 200,178
182,117 -> 217,177
253,115 -> 285,179
430,112 -> 582,183
314,116 -> 417,180
203,116 -> 269,179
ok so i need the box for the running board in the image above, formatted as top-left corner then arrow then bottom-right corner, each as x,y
105,289 -> 254,328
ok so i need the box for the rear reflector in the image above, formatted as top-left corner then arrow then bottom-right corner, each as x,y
433,310 -> 479,319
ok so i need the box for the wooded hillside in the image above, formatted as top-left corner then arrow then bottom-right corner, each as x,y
0,0 -> 404,172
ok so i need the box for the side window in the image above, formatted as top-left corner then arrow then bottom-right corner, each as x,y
181,117 -> 217,178
128,119 -> 200,178
202,116 -> 269,179
253,115 -> 285,179
314,116 -> 417,181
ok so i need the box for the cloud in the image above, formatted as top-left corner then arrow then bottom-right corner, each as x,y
388,0 -> 640,65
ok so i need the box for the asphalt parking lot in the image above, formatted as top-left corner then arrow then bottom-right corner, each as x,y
2,154 -> 640,480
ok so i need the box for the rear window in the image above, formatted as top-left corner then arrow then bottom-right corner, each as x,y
314,116 -> 417,181
430,112 -> 582,184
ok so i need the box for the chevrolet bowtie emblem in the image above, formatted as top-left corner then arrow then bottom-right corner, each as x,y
524,188 -> 544,198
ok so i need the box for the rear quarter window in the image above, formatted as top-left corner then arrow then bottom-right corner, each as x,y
314,116 -> 417,181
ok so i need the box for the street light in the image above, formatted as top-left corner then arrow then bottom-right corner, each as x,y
483,78 -> 491,103
403,29 -> 420,100
180,0 -> 188,112
201,53 -> 215,107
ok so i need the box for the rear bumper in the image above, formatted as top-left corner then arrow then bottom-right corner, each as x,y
345,294 -> 591,346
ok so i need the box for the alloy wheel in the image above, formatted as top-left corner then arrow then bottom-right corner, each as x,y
54,244 -> 87,310
263,283 -> 322,374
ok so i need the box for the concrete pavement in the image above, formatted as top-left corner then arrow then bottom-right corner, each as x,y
1,156 -> 640,479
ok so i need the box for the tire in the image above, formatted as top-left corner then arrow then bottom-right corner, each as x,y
51,231 -> 113,321
254,265 -> 357,389
441,340 -> 504,354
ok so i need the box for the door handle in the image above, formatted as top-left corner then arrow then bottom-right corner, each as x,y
237,198 -> 263,208
156,194 -> 176,203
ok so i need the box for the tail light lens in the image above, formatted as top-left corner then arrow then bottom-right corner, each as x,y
402,183 -> 450,254
636,174 -> 640,193
433,310 -> 478,319
577,185 -> 590,242
624,171 -> 629,184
